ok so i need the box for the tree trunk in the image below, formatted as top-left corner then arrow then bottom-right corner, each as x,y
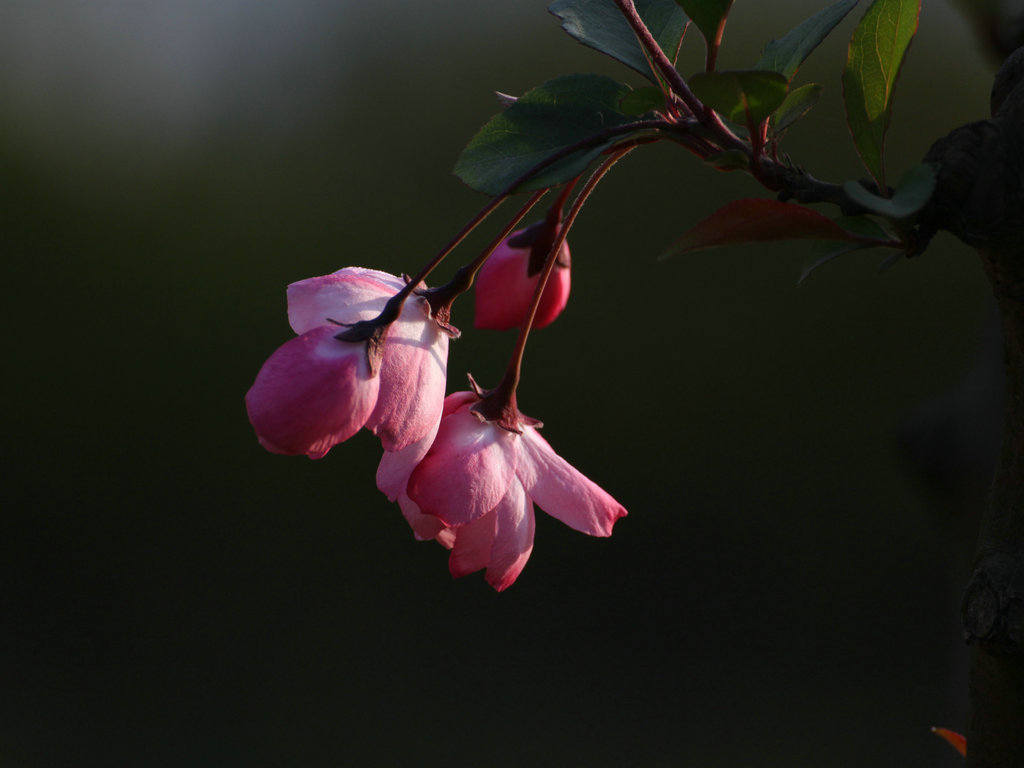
961,246 -> 1024,767
922,48 -> 1024,767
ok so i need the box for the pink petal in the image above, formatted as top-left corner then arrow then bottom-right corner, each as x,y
376,422 -> 438,502
287,268 -> 403,334
517,427 -> 627,536
473,240 -> 570,330
376,421 -> 451,542
485,480 -> 535,591
397,492 -> 450,542
245,325 -> 379,459
448,513 -> 497,579
406,408 -> 518,527
442,390 -> 479,418
473,243 -> 536,331
366,295 -> 450,451
532,263 -> 570,330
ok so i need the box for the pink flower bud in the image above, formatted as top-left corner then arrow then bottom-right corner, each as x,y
246,267 -> 452,458
473,227 -> 571,331
383,391 -> 626,591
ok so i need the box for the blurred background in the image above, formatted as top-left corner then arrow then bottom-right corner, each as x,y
0,1 -> 1005,765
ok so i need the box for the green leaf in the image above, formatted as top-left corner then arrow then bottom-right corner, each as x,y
771,83 -> 824,138
842,0 -> 921,187
619,86 -> 666,116
676,0 -> 734,48
842,163 -> 936,218
799,242 -> 874,283
454,75 -> 641,196
755,0 -> 860,81
799,214 -> 892,282
689,70 -> 789,124
549,0 -> 689,81
663,198 -> 863,258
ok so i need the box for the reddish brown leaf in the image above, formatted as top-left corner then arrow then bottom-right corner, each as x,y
670,198 -> 858,254
931,727 -> 967,757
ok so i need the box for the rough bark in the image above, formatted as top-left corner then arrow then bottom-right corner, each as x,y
921,48 -> 1024,767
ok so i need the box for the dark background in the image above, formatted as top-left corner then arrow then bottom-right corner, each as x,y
0,1 -> 1000,765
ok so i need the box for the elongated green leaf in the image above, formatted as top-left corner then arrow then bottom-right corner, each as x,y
799,214 -> 893,282
842,0 -> 921,187
800,242 -> 874,282
454,75 -> 640,195
772,83 -> 824,138
842,163 -> 936,218
689,70 -> 789,124
663,198 -> 863,257
676,0 -> 734,47
549,0 -> 689,81
755,0 -> 860,81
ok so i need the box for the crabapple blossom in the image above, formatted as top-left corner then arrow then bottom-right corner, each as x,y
386,390 -> 626,591
473,225 -> 571,331
246,267 -> 452,459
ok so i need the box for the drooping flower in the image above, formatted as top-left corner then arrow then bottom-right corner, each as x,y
246,267 -> 452,458
473,224 -> 571,331
376,394 -> 472,547
385,390 -> 626,591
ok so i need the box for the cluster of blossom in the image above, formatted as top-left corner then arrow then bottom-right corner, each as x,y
245,224 -> 627,591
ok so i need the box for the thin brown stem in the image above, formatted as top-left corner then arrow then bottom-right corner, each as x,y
479,147 -> 635,429
388,118 -> 671,311
419,190 -> 549,325
612,0 -> 744,148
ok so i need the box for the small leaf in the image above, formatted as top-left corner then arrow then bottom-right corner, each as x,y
549,0 -> 689,81
676,0 -> 734,48
454,75 -> 642,196
931,727 -> 967,757
689,70 -> 789,124
799,242 -> 873,283
755,0 -> 860,81
663,198 -> 863,257
842,163 -> 936,219
619,86 -> 666,116
772,83 -> 824,138
799,214 -> 893,282
842,0 -> 921,187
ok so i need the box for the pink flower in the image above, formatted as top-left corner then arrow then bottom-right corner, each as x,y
473,227 -> 570,331
382,390 -> 627,591
245,267 -> 452,458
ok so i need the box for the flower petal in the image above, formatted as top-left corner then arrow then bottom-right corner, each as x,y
397,492 -> 451,542
473,243 -> 537,331
407,407 -> 518,527
245,325 -> 379,459
517,427 -> 627,536
366,295 -> 450,451
474,240 -> 570,330
485,480 -> 535,591
376,421 -> 451,542
287,268 -> 402,334
442,390 -> 479,418
376,425 -> 437,502
448,513 -> 497,579
532,262 -> 570,330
